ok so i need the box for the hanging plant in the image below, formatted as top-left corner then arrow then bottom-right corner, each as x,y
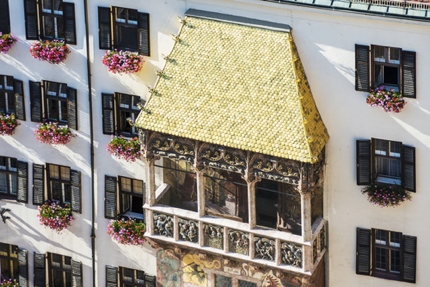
361,183 -> 411,207
366,86 -> 406,113
38,200 -> 75,233
0,278 -> 18,287
34,122 -> 75,145
29,40 -> 71,64
0,114 -> 20,136
107,218 -> 146,245
106,136 -> 142,162
0,33 -> 17,54
102,50 -> 144,74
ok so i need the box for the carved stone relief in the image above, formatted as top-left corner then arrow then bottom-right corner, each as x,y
254,237 -> 276,262
178,218 -> 199,243
280,242 -> 302,268
228,229 -> 249,255
153,213 -> 174,238
203,224 -> 224,250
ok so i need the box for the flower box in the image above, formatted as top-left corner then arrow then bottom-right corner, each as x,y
0,114 -> 20,136
107,218 -> 145,245
366,86 -> 406,113
106,136 -> 142,162
34,122 -> 75,145
29,40 -> 70,64
0,278 -> 18,287
361,183 -> 411,207
0,33 -> 17,54
38,200 -> 75,232
102,50 -> 144,74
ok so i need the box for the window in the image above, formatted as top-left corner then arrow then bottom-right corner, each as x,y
102,93 -> 144,136
211,273 -> 258,287
106,266 -> 156,287
0,243 -> 27,285
24,0 -> 76,44
356,139 -> 416,192
98,6 -> 150,55
356,227 -> 416,283
33,163 -> 81,213
0,0 -> 11,34
34,253 -> 82,287
0,156 -> 28,202
355,44 -> 416,98
29,80 -> 78,129
105,175 -> 145,220
0,75 -> 26,120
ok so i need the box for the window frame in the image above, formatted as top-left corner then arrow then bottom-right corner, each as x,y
106,265 -> 156,287
0,156 -> 28,203
48,253 -> 72,287
118,176 -> 144,219
0,75 -> 26,120
47,163 -> 72,205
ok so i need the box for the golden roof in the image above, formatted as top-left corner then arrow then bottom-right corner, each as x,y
135,11 -> 329,163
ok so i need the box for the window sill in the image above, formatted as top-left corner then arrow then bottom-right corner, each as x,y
121,211 -> 144,221
375,176 -> 401,185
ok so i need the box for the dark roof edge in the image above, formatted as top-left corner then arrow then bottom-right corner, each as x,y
185,9 -> 292,32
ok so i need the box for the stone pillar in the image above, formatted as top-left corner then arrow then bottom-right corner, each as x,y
144,158 -> 156,206
195,168 -> 206,218
301,190 -> 312,241
247,180 -> 257,229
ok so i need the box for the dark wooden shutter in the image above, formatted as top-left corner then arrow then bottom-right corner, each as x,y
71,260 -> 83,287
402,235 -> 417,283
402,145 -> 415,193
356,228 -> 371,275
14,79 -> 26,121
145,275 -> 156,287
102,93 -> 115,135
33,253 -> 46,287
402,51 -> 416,98
17,161 -> 28,203
355,44 -> 370,92
106,266 -> 118,287
33,164 -> 45,205
356,140 -> 371,185
98,7 -> 112,50
63,2 -> 77,45
71,169 -> 81,213
24,0 -> 39,40
67,87 -> 78,130
0,0 -> 11,34
105,176 -> 117,219
18,248 -> 28,287
30,81 -> 43,122
138,13 -> 150,56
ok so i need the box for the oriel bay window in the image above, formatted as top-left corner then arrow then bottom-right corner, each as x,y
0,75 -> 25,120
0,156 -> 28,202
106,266 -> 156,287
0,0 -> 11,34
34,253 -> 82,287
0,243 -> 28,285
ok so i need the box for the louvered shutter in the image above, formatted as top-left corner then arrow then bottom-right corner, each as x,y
356,140 -> 371,185
33,253 -> 46,287
102,93 -> 115,135
402,235 -> 417,283
105,176 -> 117,219
13,80 -> 26,120
356,228 -> 371,275
71,260 -> 83,287
402,145 -> 416,192
17,161 -> 28,203
71,170 -> 81,213
33,164 -> 45,205
24,0 -> 39,40
355,44 -> 370,92
18,248 -> 28,287
145,275 -> 156,287
402,51 -> 416,98
0,0 -> 10,34
106,266 -> 118,287
67,87 -> 78,130
63,2 -> 76,45
138,13 -> 150,56
30,81 -> 43,122
98,7 -> 112,50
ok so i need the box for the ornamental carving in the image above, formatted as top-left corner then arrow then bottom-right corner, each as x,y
281,242 -> 302,268
147,132 -> 195,162
251,155 -> 300,185
254,237 -> 275,261
203,224 -> 223,250
178,218 -> 198,243
228,229 -> 249,255
320,225 -> 326,252
313,239 -> 318,263
153,213 -> 174,238
200,144 -> 246,174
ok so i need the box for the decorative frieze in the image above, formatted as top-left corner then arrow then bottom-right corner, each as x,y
153,213 -> 174,238
178,218 -> 199,243
200,144 -> 246,174
147,132 -> 195,162
203,224 -> 224,250
280,242 -> 302,268
251,155 -> 300,185
228,229 -> 249,255
254,237 -> 275,261
319,225 -> 326,252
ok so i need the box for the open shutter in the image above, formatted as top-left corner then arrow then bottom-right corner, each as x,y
98,7 -> 112,50
145,275 -> 156,287
138,13 -> 150,56
105,176 -> 117,219
355,44 -> 370,92
17,161 -> 28,203
71,169 -> 81,213
102,93 -> 115,135
18,248 -> 28,287
63,2 -> 76,45
67,87 -> 78,130
0,0 -> 10,34
33,164 -> 45,205
356,140 -> 371,185
402,51 -> 416,98
34,253 -> 46,287
71,260 -> 83,287
106,266 -> 118,287
356,228 -> 371,275
24,0 -> 39,40
30,81 -> 43,122
402,235 -> 417,283
14,79 -> 26,121
402,145 -> 415,193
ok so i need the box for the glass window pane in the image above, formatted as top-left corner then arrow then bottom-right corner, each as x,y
53,0 -> 62,12
0,173 -> 8,194
115,26 -> 138,50
42,0 -> 52,12
374,46 -> 386,62
60,166 -> 70,181
375,230 -> 387,245
133,180 -> 143,194
390,250 -> 401,273
122,193 -> 130,213
49,165 -> 60,179
47,99 -> 60,120
115,8 -> 127,23
59,100 -> 67,122
9,174 -> 17,195
390,232 -> 402,247
389,142 -> 401,157
122,268 -> 133,282
239,280 -> 257,287
51,181 -> 62,201
215,275 -> 232,287
43,16 -> 56,38
121,178 -> 132,192
375,247 -> 387,271
389,48 -> 401,64
0,157 -> 5,169
128,10 -> 138,25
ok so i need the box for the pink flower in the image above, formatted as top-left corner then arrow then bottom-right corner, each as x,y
34,122 -> 75,145
29,40 -> 70,64
0,33 -> 17,54
106,136 -> 142,162
107,218 -> 145,245
38,200 -> 75,233
366,86 -> 406,113
102,50 -> 144,74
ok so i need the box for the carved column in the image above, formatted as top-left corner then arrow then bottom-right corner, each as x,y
195,168 -> 206,218
247,179 -> 257,229
144,158 -> 156,206
301,190 -> 312,241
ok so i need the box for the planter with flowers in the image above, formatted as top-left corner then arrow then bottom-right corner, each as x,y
29,40 -> 70,64
107,136 -> 142,162
0,278 -> 18,287
361,183 -> 411,207
0,33 -> 17,54
0,114 -> 20,136
366,86 -> 406,113
107,218 -> 146,245
102,50 -> 144,74
38,200 -> 75,233
34,122 -> 75,145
